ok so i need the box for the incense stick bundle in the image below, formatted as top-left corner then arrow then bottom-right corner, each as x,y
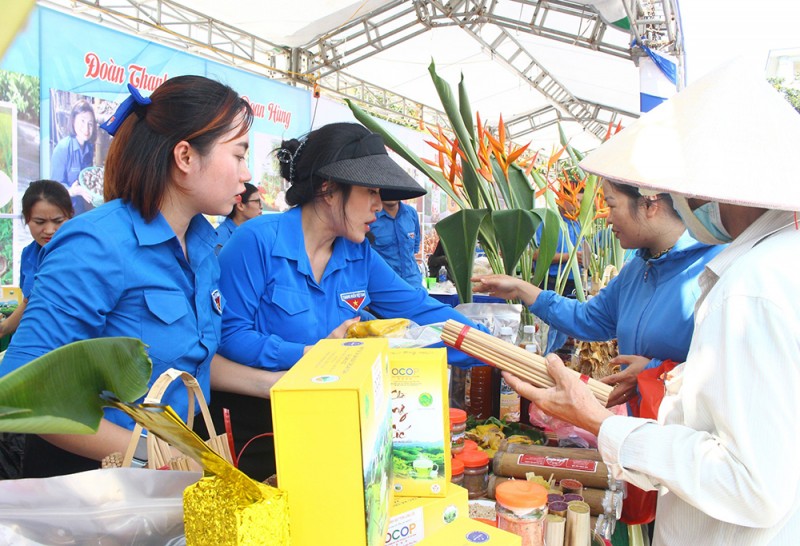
441,320 -> 612,406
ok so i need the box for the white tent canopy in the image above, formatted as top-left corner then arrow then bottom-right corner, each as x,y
39,0 -> 800,152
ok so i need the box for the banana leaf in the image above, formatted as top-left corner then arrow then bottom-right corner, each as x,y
458,72 -> 476,145
0,337 -> 151,434
532,206 -> 562,288
490,209 -> 539,275
435,209 -> 488,303
428,61 -> 494,209
507,164 -> 535,210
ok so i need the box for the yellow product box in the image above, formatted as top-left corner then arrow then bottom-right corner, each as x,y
417,516 -> 522,545
0,286 -> 22,318
272,339 -> 393,546
390,348 -> 451,498
387,483 -> 468,546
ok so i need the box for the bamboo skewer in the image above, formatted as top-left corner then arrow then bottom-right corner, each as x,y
441,320 -> 612,405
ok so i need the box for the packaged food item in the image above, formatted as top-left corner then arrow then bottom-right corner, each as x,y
451,458 -> 464,487
459,449 -> 490,500
449,408 -> 467,455
271,339 -> 392,546
495,480 -> 548,546
390,348 -> 451,498
387,483 -> 468,545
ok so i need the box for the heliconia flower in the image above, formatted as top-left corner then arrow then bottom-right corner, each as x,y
546,145 -> 566,172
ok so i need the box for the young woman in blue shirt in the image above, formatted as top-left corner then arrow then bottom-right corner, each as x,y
473,180 -> 724,408
0,180 -> 73,339
0,76 -> 255,477
210,122 -> 486,480
215,182 -> 262,254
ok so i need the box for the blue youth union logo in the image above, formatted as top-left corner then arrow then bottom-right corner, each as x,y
466,531 -> 491,543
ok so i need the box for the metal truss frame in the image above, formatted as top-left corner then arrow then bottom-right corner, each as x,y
39,0 -> 681,141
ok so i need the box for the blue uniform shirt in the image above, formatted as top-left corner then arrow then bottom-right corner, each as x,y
50,135 -> 94,188
1,199 -> 222,430
369,202 -> 422,286
19,241 -> 43,299
215,216 -> 238,254
531,231 -> 725,369
535,216 -> 581,278
217,206 -> 484,371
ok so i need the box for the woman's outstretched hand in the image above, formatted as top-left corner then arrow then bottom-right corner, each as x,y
600,354 -> 651,408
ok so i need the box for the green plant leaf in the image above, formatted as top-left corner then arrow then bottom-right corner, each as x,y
436,209 -> 488,303
0,338 -> 152,434
532,207 -> 561,287
458,72 -> 476,145
490,209 -> 539,275
507,164 -> 535,210
345,98 -> 465,208
428,61 -> 493,208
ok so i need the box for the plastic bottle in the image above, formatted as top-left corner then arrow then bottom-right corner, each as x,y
437,265 -> 448,284
498,327 -> 521,422
518,324 -> 538,352
468,365 -> 494,419
519,334 -> 540,426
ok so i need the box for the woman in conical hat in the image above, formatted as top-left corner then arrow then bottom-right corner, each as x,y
502,58 -> 800,546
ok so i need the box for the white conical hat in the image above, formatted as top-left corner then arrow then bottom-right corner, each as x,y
579,57 -> 800,210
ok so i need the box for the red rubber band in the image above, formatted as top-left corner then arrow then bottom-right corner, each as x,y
580,374 -> 590,384
454,324 -> 471,350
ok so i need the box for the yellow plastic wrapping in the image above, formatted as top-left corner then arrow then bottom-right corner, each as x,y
101,393 -> 291,545
184,475 -> 289,546
346,318 -> 410,338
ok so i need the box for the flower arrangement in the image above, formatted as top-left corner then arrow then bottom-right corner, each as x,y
348,61 -> 620,307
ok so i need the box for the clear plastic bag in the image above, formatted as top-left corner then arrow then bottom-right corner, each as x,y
454,302 -> 523,338
0,468 -> 199,545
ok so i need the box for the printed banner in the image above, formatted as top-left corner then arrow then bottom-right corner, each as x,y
0,6 -> 312,286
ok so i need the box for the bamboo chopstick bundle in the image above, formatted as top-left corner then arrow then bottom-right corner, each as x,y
441,320 -> 612,406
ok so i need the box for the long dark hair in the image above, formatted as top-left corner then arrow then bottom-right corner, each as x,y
104,75 -> 254,221
278,123 -> 375,208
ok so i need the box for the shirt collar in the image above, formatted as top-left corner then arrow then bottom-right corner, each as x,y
273,206 -> 365,281
697,209 -> 796,306
129,200 -> 216,249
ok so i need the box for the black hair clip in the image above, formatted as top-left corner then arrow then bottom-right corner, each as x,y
100,83 -> 152,136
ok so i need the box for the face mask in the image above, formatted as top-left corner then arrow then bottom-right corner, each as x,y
671,194 -> 733,245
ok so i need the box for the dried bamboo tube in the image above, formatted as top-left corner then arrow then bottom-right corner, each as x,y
441,320 -> 611,405
498,441 -> 603,462
566,501 -> 591,546
492,450 -> 613,490
545,514 -> 566,546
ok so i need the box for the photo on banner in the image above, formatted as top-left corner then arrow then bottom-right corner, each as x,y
48,89 -> 115,215
0,69 -> 40,286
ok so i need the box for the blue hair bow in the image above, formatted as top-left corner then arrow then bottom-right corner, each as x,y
100,83 -> 152,136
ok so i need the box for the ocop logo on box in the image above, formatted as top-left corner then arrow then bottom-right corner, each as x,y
391,367 -> 416,376
385,522 -> 416,544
